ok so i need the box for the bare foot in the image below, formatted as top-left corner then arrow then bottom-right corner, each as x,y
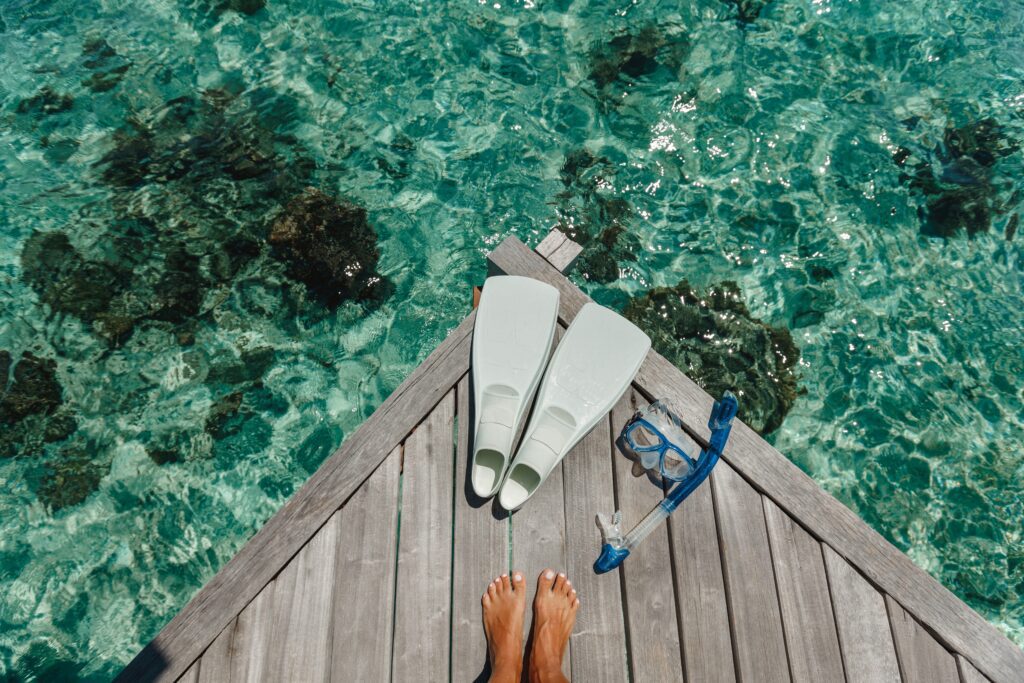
482,571 -> 527,683
528,569 -> 578,683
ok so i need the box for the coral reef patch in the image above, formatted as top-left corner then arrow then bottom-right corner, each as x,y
623,280 -> 801,434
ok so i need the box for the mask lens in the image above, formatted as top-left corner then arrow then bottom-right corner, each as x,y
661,448 -> 692,481
628,421 -> 663,449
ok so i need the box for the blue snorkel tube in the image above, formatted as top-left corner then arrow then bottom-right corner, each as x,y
594,392 -> 739,574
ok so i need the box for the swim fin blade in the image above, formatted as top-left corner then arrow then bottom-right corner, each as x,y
498,303 -> 651,511
471,276 -> 560,499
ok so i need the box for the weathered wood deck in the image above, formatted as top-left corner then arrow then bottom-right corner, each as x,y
119,233 -> 1024,683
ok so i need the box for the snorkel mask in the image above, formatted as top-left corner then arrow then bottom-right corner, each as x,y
594,392 -> 738,574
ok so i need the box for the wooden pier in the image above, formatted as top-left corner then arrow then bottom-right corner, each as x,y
118,232 -> 1024,683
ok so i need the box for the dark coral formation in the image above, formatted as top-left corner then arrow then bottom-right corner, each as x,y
1,351 -> 77,458
81,38 -> 131,92
897,118 -> 1020,238
36,444 -> 109,511
16,87 -> 73,116
552,148 -> 638,284
722,0 -> 771,25
588,25 -> 689,89
268,188 -> 386,305
623,280 -> 800,434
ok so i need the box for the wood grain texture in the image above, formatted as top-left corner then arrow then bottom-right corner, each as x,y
452,375 -> 510,683
561,414 -> 629,683
822,545 -> 900,683
225,586 -> 274,683
957,655 -> 990,683
488,235 -> 1024,683
196,620 -> 234,683
264,515 -> 338,683
763,499 -> 844,683
331,446 -> 402,683
535,228 -> 582,273
392,391 -> 456,683
511,457 -> 571,678
667,464 -> 736,683
712,461 -> 790,682
610,389 -> 684,683
887,595 -> 961,683
178,661 -> 199,683
119,313 -> 474,683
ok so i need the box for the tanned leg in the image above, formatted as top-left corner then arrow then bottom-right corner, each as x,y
482,571 -> 527,683
527,569 -> 578,683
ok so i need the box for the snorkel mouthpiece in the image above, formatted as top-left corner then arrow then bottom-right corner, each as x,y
594,544 -> 630,574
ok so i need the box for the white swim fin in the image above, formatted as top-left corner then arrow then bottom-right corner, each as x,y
471,276 -> 560,499
498,303 -> 651,511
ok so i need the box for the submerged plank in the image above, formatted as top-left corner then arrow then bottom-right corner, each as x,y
822,545 -> 900,683
561,414 -> 629,683
121,314 -> 474,683
611,390 -> 684,683
712,461 -> 790,682
225,586 -> 274,683
887,595 -> 960,683
452,376 -> 510,683
331,446 -> 402,683
763,499 -> 844,683
487,236 -> 1024,683
392,391 -> 456,683
667,467 -> 736,683
264,516 -> 338,683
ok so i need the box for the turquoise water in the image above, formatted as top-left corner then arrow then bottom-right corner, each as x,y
1,0 -> 1022,678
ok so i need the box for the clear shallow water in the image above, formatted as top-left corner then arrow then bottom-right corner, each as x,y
1,0 -> 1022,679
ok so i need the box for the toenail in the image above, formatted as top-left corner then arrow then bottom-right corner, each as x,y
545,570 -> 555,579
566,580 -> 571,586
558,573 -> 566,578
501,573 -> 507,578
514,574 -> 523,582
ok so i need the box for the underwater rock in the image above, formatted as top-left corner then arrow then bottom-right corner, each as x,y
36,444 -> 108,511
207,346 -> 275,385
588,25 -> 688,89
147,447 -> 180,466
899,118 -> 1019,238
150,249 -> 206,323
81,38 -> 131,92
205,391 -> 245,437
20,231 -> 129,321
722,0 -> 770,24
16,87 -> 73,116
623,280 -> 800,434
0,351 -> 64,425
268,188 -> 385,305
551,149 -> 637,283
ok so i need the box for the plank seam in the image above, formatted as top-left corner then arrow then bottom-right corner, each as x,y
708,470 -> 746,683
761,495 -> 799,683
818,541 -> 853,683
607,413 -> 636,683
662,485 -> 690,681
389,443 -> 405,683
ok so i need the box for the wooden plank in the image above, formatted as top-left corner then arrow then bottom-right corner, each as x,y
712,461 -> 791,682
452,375 -> 510,683
119,314 -> 474,683
178,660 -> 199,683
887,595 -> 961,683
511,458 -> 571,678
392,391 -> 456,683
331,446 -> 402,682
666,461 -> 736,683
535,228 -> 582,273
610,389 -> 684,682
763,499 -> 844,683
561,413 -> 629,683
957,655 -> 990,683
488,235 -> 1024,683
822,545 -> 900,683
263,516 -> 338,683
196,620 -> 234,683
225,586 -> 274,683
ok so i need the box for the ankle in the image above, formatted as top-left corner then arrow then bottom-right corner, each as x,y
528,660 -> 566,683
491,654 -> 522,683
